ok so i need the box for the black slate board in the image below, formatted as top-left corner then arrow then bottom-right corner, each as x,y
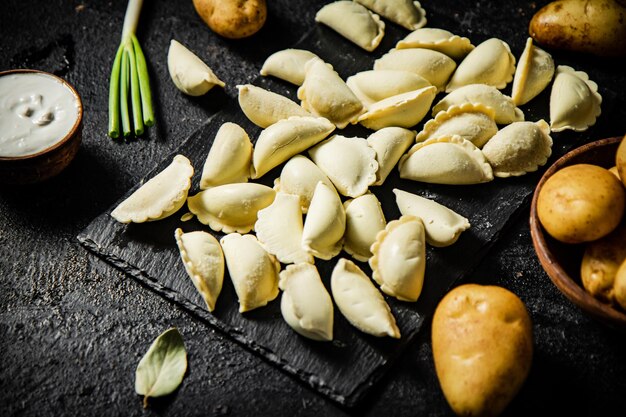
78,22 -> 600,407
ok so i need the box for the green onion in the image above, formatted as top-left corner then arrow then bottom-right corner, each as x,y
108,0 -> 154,138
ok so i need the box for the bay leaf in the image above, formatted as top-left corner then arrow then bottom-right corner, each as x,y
135,327 -> 187,408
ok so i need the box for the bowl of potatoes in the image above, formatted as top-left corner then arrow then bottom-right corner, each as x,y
530,135 -> 626,328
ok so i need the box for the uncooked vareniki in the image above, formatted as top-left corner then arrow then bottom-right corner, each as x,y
279,263 -> 334,341
301,181 -> 346,260
237,84 -> 309,128
374,49 -> 457,92
355,0 -> 426,31
111,155 -> 193,223
358,86 -> 437,130
396,28 -> 474,60
315,1 -> 385,52
200,122 -> 252,189
393,188 -> 470,247
220,233 -> 280,313
273,155 -> 335,213
367,127 -> 415,185
511,38 -> 555,106
260,49 -> 319,86
346,70 -> 431,108
175,228 -> 224,312
549,65 -> 602,132
343,193 -> 387,262
399,135 -> 493,185
331,258 -> 401,338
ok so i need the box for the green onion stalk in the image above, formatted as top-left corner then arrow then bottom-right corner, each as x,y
108,0 -> 154,138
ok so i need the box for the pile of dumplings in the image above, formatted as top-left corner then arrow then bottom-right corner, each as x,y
111,1 -> 604,342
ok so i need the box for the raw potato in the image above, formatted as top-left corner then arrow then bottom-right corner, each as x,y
581,224 -> 626,306
617,136 -> 626,187
537,164 -> 625,244
614,259 -> 626,310
192,0 -> 267,39
432,284 -> 533,417
529,0 -> 626,57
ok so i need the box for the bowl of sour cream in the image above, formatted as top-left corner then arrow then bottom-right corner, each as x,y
0,69 -> 83,185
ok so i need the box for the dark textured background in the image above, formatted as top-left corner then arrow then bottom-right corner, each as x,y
1,0 -> 626,416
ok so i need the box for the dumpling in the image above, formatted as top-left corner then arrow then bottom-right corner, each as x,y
355,0 -> 426,30
301,181 -> 346,260
396,28 -> 474,60
255,193 -> 313,264
358,86 -> 437,130
220,233 -> 280,313
346,70 -> 431,108
331,258 -> 401,338
511,38 -> 555,106
187,183 -> 276,234
367,127 -> 415,185
167,40 -> 225,96
308,134 -> 378,198
297,58 -> 364,128
550,65 -> 602,132
260,49 -> 320,86
279,263 -> 334,341
343,193 -> 387,262
315,1 -> 385,52
399,135 -> 493,185
446,38 -> 516,92
273,155 -> 335,213
432,84 -> 524,125
111,155 -> 193,223
237,84 -> 309,128
252,115 -> 335,179
482,120 -> 553,177
393,188 -> 470,247
416,103 -> 497,148
174,228 -> 224,312
369,215 -> 425,302
374,49 -> 457,92
200,122 -> 252,189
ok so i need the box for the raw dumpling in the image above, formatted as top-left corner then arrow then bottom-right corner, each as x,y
346,70 -> 431,108
111,155 -> 193,223
482,120 -> 553,177
308,134 -> 378,198
252,115 -> 335,178
399,135 -> 493,185
432,84 -> 524,125
298,58 -> 364,128
331,258 -> 401,338
220,233 -> 280,313
374,49 -> 457,92
237,84 -> 309,128
358,86 -> 437,130
315,1 -> 385,52
343,193 -> 387,262
550,65 -> 602,132
260,49 -> 320,86
446,38 -> 516,92
279,263 -> 334,341
273,155 -> 335,213
200,122 -> 252,189
301,181 -> 346,260
369,215 -> 426,302
393,188 -> 470,247
416,103 -> 498,148
167,40 -> 225,96
355,0 -> 426,30
511,38 -> 555,106
187,183 -> 276,234
174,228 -> 224,312
367,127 -> 415,185
396,28 -> 474,60
255,193 -> 313,264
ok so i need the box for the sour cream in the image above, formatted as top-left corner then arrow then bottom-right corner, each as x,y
0,72 -> 80,157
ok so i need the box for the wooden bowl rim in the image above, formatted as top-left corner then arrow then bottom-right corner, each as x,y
530,136 -> 626,328
0,69 -> 83,161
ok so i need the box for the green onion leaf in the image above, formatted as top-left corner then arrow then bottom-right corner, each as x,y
132,35 -> 155,127
107,44 -> 124,138
127,43 -> 144,136
120,48 -> 132,138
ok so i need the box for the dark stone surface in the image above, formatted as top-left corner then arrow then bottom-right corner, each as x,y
1,0 -> 626,416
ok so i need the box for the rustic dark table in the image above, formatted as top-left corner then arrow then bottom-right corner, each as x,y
2,1 -> 626,416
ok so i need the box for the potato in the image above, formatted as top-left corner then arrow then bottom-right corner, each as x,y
537,164 -> 625,244
609,166 -> 621,181
432,284 -> 533,417
529,0 -> 626,57
192,0 -> 267,39
581,224 -> 626,305
614,259 -> 626,310
617,135 -> 626,188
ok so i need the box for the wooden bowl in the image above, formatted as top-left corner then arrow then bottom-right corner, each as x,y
0,69 -> 83,185
530,136 -> 626,328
